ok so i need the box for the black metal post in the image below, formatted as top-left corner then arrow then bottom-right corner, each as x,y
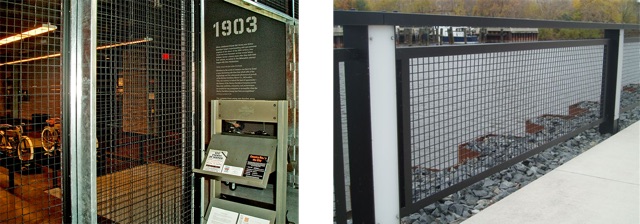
343,25 -> 376,224
395,58 -> 411,211
61,0 -> 72,222
600,29 -> 621,134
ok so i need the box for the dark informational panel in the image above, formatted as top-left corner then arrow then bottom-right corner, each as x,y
204,0 -> 287,100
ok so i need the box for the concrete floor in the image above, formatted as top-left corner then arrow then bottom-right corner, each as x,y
463,121 -> 639,224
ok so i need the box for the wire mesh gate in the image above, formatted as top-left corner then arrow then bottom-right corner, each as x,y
94,0 -> 195,223
0,0 -> 197,222
0,0 -> 64,222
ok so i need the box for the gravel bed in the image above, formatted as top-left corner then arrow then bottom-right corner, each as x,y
621,84 -> 640,109
401,102 -> 640,224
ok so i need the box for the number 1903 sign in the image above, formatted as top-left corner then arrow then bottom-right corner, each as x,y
204,0 -> 286,101
212,16 -> 257,37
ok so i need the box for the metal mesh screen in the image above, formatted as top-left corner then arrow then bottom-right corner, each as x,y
95,0 -> 195,223
336,60 -> 352,220
407,45 -> 604,202
0,1 -> 63,222
621,39 -> 640,111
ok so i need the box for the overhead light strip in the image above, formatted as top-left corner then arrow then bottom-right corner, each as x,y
0,24 -> 57,46
0,37 -> 153,67
96,37 -> 153,50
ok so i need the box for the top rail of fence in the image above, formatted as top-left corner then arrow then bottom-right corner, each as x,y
334,11 -> 640,30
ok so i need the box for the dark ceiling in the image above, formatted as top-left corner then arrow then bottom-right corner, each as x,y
0,0 -> 62,62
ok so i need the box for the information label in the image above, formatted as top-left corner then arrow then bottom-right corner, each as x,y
222,165 -> 244,176
208,207 -> 239,224
236,214 -> 270,224
203,150 -> 227,173
204,0 -> 286,101
243,154 -> 269,179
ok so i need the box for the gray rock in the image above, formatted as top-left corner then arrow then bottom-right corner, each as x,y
431,208 -> 441,217
449,204 -> 465,216
420,215 -> 434,223
409,213 -> 421,220
515,163 -> 528,172
513,173 -> 524,182
529,167 -> 539,175
482,179 -> 495,188
438,203 -> 448,213
444,200 -> 454,206
425,203 -> 436,212
465,194 -> 478,205
500,181 -> 514,189
445,215 -> 455,223
472,189 -> 489,197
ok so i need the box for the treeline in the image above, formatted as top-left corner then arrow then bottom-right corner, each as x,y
334,0 -> 640,39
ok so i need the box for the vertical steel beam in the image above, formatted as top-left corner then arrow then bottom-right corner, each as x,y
198,0 -> 208,222
66,0 -> 97,222
343,25 -> 376,224
276,101 -> 288,223
600,29 -> 623,134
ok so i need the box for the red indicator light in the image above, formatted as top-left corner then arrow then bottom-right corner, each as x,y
162,53 -> 170,60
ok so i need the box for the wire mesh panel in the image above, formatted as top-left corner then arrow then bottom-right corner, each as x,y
95,0 -> 195,223
334,58 -> 352,223
0,0 -> 64,223
400,43 -> 605,204
621,38 -> 640,112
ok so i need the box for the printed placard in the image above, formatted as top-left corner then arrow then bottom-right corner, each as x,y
208,207 -> 238,224
236,214 -> 270,224
243,154 -> 268,179
203,150 -> 227,173
222,165 -> 244,176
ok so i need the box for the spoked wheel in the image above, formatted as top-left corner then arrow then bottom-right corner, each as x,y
17,137 -> 34,161
41,127 -> 58,152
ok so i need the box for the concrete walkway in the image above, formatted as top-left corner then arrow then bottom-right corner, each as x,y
463,121 -> 640,224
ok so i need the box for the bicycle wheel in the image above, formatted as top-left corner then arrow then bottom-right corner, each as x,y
42,127 -> 58,152
17,137 -> 34,161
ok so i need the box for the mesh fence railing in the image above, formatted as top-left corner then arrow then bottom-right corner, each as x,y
95,0 -> 195,223
621,38 -> 640,112
335,10 -> 639,222
0,0 -> 63,222
399,43 -> 605,204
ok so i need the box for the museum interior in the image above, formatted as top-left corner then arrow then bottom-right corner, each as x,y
0,0 -> 298,223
